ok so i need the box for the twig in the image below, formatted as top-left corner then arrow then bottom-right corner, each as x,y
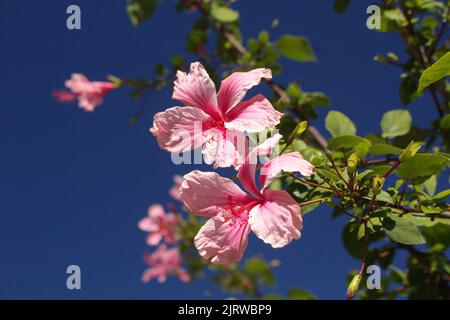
291,175 -> 333,190
382,159 -> 400,178
299,198 -> 327,207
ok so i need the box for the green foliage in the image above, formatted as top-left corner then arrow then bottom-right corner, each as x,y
327,135 -> 371,155
398,154 -> 448,180
277,35 -> 317,62
381,109 -> 412,138
440,114 -> 450,129
370,143 -> 402,156
325,110 -> 356,137
418,52 -> 450,94
383,213 -> 426,245
333,0 -> 350,15
211,1 -> 239,23
127,0 -> 161,26
287,288 -> 317,300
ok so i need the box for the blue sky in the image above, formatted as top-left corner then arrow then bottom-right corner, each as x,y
0,0 -> 437,299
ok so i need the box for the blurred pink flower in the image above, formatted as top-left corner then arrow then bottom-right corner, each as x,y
180,134 -> 314,264
169,175 -> 183,201
138,204 -> 177,246
142,244 -> 190,283
53,73 -> 115,112
150,62 -> 282,168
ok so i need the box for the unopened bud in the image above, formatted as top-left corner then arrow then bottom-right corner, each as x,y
294,121 -> 308,137
325,149 -> 334,161
271,19 -> 279,29
324,198 -> 335,208
346,274 -> 363,300
399,141 -> 422,162
372,175 -> 385,195
107,75 -> 122,87
347,153 -> 360,173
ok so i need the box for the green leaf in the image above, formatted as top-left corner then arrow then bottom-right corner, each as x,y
333,0 -> 350,14
325,110 -> 357,137
433,189 -> 450,202
398,154 -> 448,180
299,146 -> 326,166
288,288 -> 317,300
328,135 -> 371,151
377,190 -> 395,204
440,114 -> 450,130
299,91 -> 330,107
363,190 -> 394,204
370,143 -> 403,156
421,175 -> 437,196
342,223 -> 364,258
418,52 -> 450,94
422,224 -> 450,248
263,293 -> 284,300
383,214 -> 426,245
127,0 -> 161,26
381,109 -> 412,138
315,167 -> 341,182
243,258 -> 274,286
211,1 -> 239,23
277,35 -> 317,62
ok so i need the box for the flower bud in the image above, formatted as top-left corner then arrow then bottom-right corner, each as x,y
346,274 -> 363,300
347,152 -> 360,173
107,75 -> 122,87
294,121 -> 308,137
324,198 -> 335,208
325,149 -> 334,161
372,175 -> 385,195
399,141 -> 422,162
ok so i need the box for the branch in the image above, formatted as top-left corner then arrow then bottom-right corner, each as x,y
220,23 -> 328,149
291,174 -> 333,190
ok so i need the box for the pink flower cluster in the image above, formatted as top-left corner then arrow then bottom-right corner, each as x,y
53,73 -> 115,112
180,134 -> 313,264
151,62 -> 315,265
142,244 -> 190,283
138,204 -> 190,283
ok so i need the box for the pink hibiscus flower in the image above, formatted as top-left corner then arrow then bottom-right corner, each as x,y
53,73 -> 115,112
150,62 -> 282,168
179,134 -> 314,264
169,175 -> 183,201
142,244 -> 190,283
138,204 -> 177,246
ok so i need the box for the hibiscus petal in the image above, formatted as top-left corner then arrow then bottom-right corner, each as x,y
202,128 -> 247,169
176,268 -> 191,282
148,204 -> 165,218
142,267 -> 165,283
224,94 -> 282,133
249,189 -> 302,248
180,170 -> 250,217
172,62 -> 220,118
150,106 -> 211,153
259,152 -> 314,189
78,93 -> 103,112
237,134 -> 282,198
146,232 -> 163,246
194,212 -> 251,264
65,73 -> 90,93
138,217 -> 158,232
217,68 -> 272,113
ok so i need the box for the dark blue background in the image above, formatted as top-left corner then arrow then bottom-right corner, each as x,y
0,0 -> 436,299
